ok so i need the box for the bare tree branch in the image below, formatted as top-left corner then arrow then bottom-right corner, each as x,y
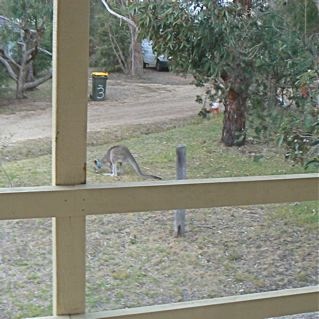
0,55 -> 18,81
107,25 -> 129,73
23,69 -> 52,90
0,48 -> 20,70
38,47 -> 52,56
100,0 -> 140,76
0,13 -> 52,98
100,0 -> 138,31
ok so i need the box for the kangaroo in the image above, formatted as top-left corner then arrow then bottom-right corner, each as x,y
94,145 -> 162,180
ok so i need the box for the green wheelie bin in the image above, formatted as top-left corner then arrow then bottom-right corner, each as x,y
91,72 -> 108,101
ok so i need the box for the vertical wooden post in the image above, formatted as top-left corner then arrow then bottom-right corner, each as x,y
52,0 -> 89,315
174,145 -> 186,236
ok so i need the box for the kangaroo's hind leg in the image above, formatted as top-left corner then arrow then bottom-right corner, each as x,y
111,162 -> 118,176
117,162 -> 123,175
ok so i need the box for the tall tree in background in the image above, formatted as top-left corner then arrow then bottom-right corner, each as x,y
91,0 -> 142,75
280,0 -> 319,36
0,0 -> 52,98
136,0 -> 257,146
136,0 -> 318,149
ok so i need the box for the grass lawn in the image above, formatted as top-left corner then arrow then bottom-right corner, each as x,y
0,116 -> 318,319
0,116 -> 314,186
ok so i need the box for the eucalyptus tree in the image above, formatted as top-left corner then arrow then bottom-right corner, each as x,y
91,0 -> 142,75
0,0 -> 52,98
136,0 -> 318,150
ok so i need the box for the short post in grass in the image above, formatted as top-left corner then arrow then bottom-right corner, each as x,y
174,144 -> 186,237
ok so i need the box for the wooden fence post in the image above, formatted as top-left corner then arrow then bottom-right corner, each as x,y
52,0 -> 89,315
174,145 -> 186,237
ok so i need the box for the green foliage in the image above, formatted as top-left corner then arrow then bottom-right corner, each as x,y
90,0 -> 131,73
277,105 -> 318,165
0,0 -> 53,97
135,0 -> 319,164
277,0 -> 319,35
247,3 -> 319,164
0,0 -> 53,50
136,1 -> 260,81
2,0 -> 52,22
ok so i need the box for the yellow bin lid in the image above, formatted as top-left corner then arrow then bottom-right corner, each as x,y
92,72 -> 109,77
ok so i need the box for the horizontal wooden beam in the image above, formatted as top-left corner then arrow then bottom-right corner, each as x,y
0,174 -> 318,220
24,286 -> 319,319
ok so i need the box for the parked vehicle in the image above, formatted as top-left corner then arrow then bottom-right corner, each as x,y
141,39 -> 169,71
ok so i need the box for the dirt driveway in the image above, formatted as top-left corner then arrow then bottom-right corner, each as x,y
0,70 -> 202,147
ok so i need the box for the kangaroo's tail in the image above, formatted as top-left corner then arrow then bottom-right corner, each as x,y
128,157 -> 162,180
142,174 -> 162,180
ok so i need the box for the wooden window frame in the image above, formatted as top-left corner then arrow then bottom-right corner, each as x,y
0,1 -> 318,318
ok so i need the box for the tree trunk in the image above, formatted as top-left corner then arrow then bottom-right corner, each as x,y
16,61 -> 27,99
130,26 -> 143,76
222,87 -> 247,147
26,61 -> 35,83
24,70 -> 52,90
0,19 -> 51,99
16,80 -> 26,99
129,25 -> 136,76
100,0 -> 142,76
220,0 -> 252,147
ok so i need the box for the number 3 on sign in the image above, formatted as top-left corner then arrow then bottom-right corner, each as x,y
97,84 -> 105,99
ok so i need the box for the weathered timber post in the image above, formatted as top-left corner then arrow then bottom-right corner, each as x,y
52,0 -> 89,315
174,144 -> 186,237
